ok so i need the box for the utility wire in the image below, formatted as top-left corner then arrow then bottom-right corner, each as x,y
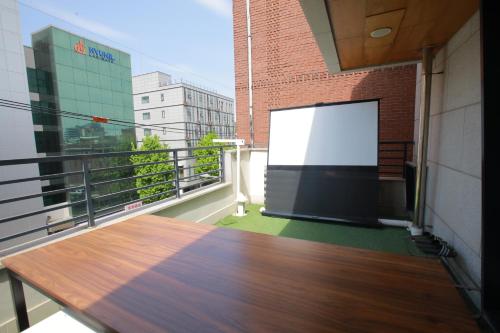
0,98 -> 187,135
0,98 -> 235,145
18,0 -> 233,91
1,98 -> 234,133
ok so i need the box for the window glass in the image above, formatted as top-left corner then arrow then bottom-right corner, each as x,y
161,93 -> 164,102
144,128 -> 152,136
141,96 -> 149,104
142,112 -> 151,120
162,110 -> 165,118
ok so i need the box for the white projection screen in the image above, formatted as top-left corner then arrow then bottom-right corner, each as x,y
264,100 -> 380,226
268,101 -> 378,166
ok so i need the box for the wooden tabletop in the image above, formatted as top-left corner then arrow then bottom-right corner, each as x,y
3,215 -> 478,333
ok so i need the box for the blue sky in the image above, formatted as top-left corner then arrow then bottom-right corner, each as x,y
18,0 -> 235,98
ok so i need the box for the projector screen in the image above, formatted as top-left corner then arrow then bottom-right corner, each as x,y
268,101 -> 378,166
264,100 -> 380,226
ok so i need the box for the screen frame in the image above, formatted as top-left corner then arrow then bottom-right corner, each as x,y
267,98 -> 381,168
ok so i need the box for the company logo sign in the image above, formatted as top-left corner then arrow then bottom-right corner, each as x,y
73,39 -> 115,63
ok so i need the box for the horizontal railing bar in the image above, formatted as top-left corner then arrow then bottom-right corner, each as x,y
93,188 -> 178,216
379,164 -> 404,167
0,145 -> 232,166
179,177 -> 222,190
92,180 -> 174,201
182,162 -> 220,170
0,185 -> 84,205
177,154 -> 221,162
90,159 -> 174,173
91,170 -> 176,187
0,215 -> 89,243
178,169 -> 222,181
0,171 -> 83,186
0,199 -> 87,224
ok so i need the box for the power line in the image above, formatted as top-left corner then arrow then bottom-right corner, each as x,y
0,98 -> 187,135
18,0 -> 234,91
0,99 -> 236,142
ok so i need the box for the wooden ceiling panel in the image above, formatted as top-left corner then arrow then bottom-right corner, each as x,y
365,0 -> 407,16
335,37 -> 364,69
326,0 -> 479,70
364,9 -> 405,48
328,0 -> 366,39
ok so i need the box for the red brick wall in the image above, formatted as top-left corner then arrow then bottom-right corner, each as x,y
233,0 -> 416,150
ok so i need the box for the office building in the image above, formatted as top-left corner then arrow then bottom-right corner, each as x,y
26,26 -> 136,156
0,0 -> 45,250
24,26 -> 136,213
133,72 -> 234,149
133,72 -> 235,189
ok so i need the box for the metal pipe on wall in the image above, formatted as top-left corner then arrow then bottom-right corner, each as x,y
413,47 -> 434,231
245,0 -> 255,147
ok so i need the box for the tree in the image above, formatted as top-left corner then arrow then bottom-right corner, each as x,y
130,135 -> 174,203
193,132 -> 223,179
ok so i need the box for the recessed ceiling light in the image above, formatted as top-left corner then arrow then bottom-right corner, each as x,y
370,27 -> 392,38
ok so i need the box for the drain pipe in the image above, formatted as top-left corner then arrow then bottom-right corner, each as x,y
412,46 -> 434,236
245,0 -> 255,147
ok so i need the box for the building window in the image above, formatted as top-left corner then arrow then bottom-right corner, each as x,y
142,112 -> 151,120
144,128 -> 152,136
163,127 -> 166,135
141,96 -> 150,104
161,93 -> 164,102
162,110 -> 165,118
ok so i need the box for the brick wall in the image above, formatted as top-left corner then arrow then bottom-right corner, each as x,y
233,0 -> 417,155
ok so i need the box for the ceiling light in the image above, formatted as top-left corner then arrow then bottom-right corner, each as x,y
370,27 -> 392,38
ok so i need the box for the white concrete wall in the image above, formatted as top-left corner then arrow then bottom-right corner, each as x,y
418,12 -> 481,294
132,72 -> 171,94
0,0 -> 46,251
239,149 -> 267,205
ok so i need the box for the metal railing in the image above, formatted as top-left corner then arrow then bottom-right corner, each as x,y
0,145 -> 230,248
379,141 -> 414,178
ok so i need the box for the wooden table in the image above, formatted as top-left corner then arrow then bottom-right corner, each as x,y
3,215 -> 478,332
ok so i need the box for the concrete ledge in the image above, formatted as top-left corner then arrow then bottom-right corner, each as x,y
96,182 -> 234,226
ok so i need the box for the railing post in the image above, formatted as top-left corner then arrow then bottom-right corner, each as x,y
173,151 -> 181,199
403,142 -> 408,178
82,158 -> 95,227
220,146 -> 225,183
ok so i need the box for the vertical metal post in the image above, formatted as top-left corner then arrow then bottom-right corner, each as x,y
236,144 -> 241,196
246,0 -> 255,147
220,146 -> 225,183
8,272 -> 29,331
403,142 -> 408,178
82,158 -> 95,227
173,151 -> 181,198
414,47 -> 434,229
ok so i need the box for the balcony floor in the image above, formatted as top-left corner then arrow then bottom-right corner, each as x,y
216,204 -> 423,256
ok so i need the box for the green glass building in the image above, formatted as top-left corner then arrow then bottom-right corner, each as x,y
28,26 -> 135,154
25,26 -> 136,209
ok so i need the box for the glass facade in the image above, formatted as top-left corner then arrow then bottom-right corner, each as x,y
26,27 -> 137,211
30,26 -> 135,154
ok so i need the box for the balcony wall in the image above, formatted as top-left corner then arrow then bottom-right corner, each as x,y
415,11 -> 482,305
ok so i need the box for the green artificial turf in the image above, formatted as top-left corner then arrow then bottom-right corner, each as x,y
216,204 -> 423,256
